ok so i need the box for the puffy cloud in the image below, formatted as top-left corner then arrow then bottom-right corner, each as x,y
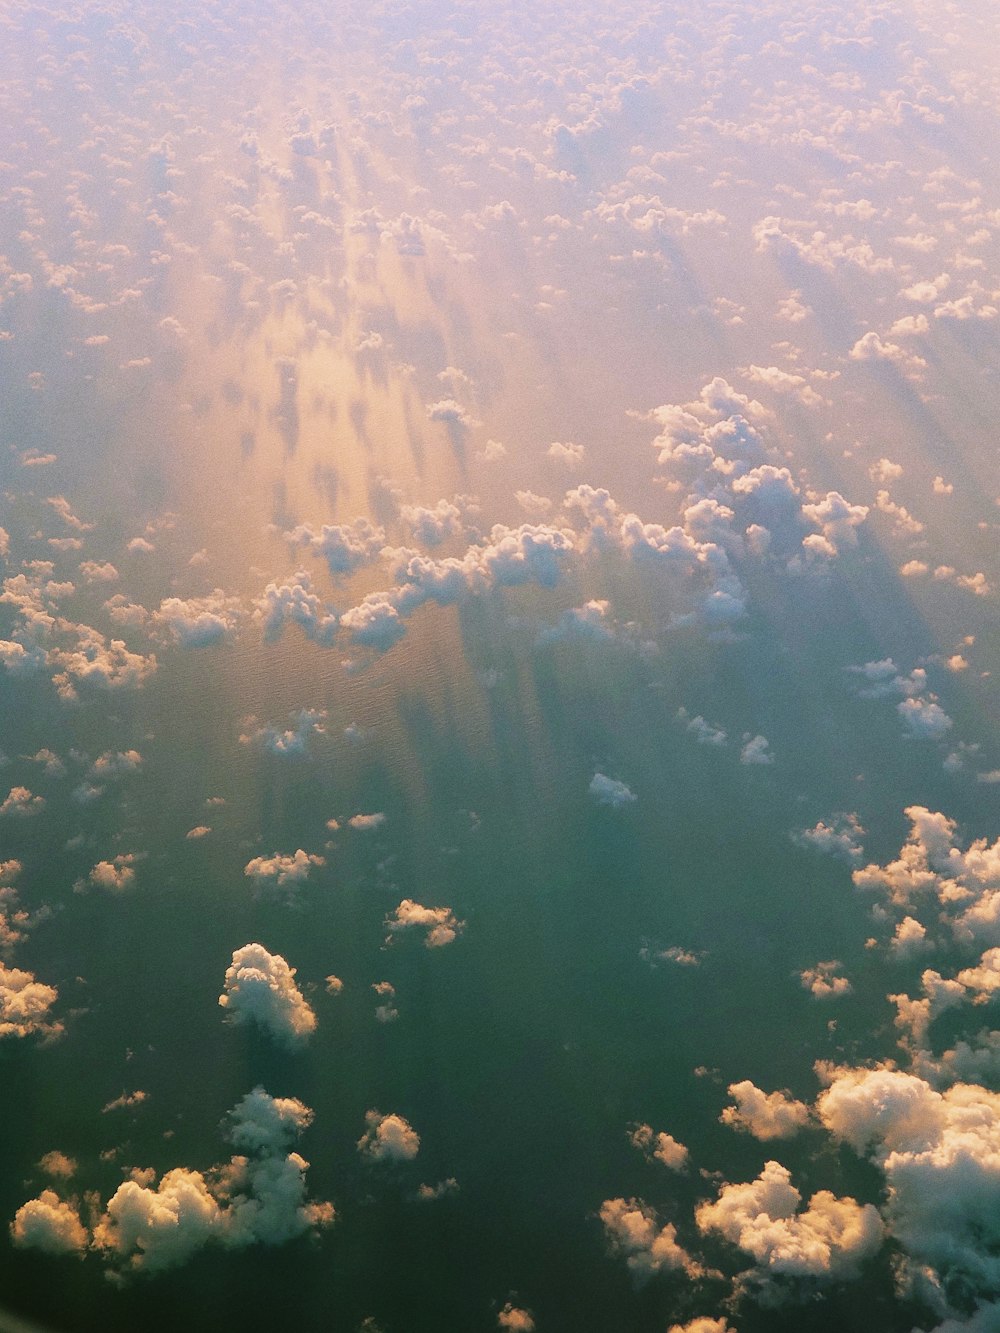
741,364 -> 827,407
47,629 -> 157,700
0,962 -> 61,1041
244,850 -> 325,896
287,518 -> 385,576
150,593 -> 244,647
793,814 -> 865,865
83,854 -> 140,894
219,944 -> 316,1048
547,440 -> 585,466
599,1196 -> 704,1281
384,899 -> 464,948
497,1304 -> 535,1331
720,1082 -> 811,1140
79,561 -> 119,584
695,1160 -> 883,1278
10,1190 -> 87,1255
898,696 -> 954,740
849,331 -> 926,370
240,708 -> 327,756
800,492 -> 869,557
357,1110 -> 420,1161
427,399 -> 474,427
400,499 -> 469,546
46,1087 -> 334,1274
889,917 -> 933,961
38,1151 -> 76,1180
89,749 -> 143,780
589,773 -> 637,807
0,786 -> 45,818
348,812 -> 386,831
628,1123 -> 689,1171
853,809 -> 1000,950
800,961 -> 853,1000
255,571 -> 339,645
817,1068 -> 1000,1305
339,591 -> 407,650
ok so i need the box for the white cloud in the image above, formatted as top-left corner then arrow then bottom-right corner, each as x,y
286,518 -> 385,576
348,812 -> 386,831
0,962 -> 61,1041
600,1196 -> 704,1281
244,850 -> 325,896
800,961 -> 853,1000
695,1160 -> 883,1278
0,786 -> 45,818
384,899 -> 464,948
219,944 -> 316,1048
21,1087 -> 336,1274
740,735 -> 773,766
628,1123 -> 689,1171
793,814 -> 865,865
10,1190 -> 87,1255
357,1110 -> 420,1161
720,1082 -> 811,1139
817,1067 -> 1000,1305
85,855 -> 140,894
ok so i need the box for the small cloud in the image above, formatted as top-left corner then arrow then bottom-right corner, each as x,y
588,772 -> 636,807
357,1110 -> 420,1161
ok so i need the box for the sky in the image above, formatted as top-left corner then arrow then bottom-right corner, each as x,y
1,1 -> 1000,1330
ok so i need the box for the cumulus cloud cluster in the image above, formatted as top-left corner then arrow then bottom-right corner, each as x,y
219,944 -> 316,1048
13,1088 -> 333,1272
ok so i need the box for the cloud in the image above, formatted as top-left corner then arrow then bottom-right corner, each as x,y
668,1322 -> 736,1333
255,571 -> 339,645
898,696 -> 954,740
348,812 -> 386,831
0,962 -> 61,1041
357,1110 -> 420,1161
244,850 -> 325,897
589,772 -> 637,807
817,1067 -> 1000,1307
599,1196 -> 704,1281
16,1087 -> 333,1274
0,786 -> 45,818
547,440 -> 585,465
628,1123 -> 689,1171
38,1151 -> 76,1180
400,499 -> 468,546
219,944 -> 317,1048
720,1082 -> 811,1140
10,1190 -> 87,1255
695,1160 -> 883,1278
286,518 -> 385,576
800,961 -> 853,1000
384,899 -> 464,948
426,398 -> 474,427
793,814 -> 865,865
240,708 -> 327,756
740,735 -> 773,766
85,856 -> 139,893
